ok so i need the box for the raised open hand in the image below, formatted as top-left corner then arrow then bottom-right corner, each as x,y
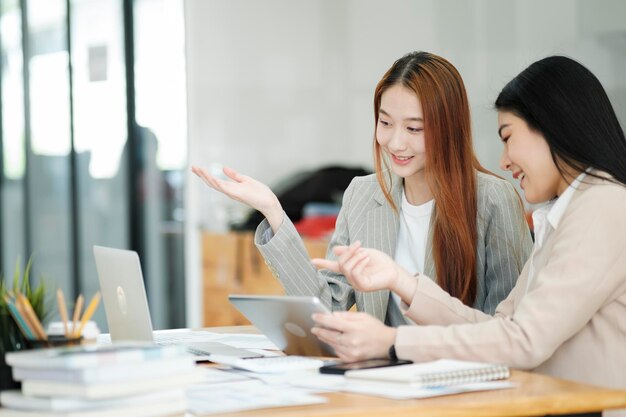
191,165 -> 284,231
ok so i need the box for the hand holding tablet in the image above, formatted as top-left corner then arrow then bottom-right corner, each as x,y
228,295 -> 335,357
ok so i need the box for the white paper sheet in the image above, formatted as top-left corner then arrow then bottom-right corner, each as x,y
186,380 -> 326,415
215,334 -> 279,350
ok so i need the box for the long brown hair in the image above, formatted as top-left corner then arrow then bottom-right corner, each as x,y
374,51 -> 492,306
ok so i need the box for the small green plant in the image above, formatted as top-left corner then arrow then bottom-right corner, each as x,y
0,258 -> 48,353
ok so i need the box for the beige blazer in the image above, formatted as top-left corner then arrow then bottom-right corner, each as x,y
255,172 -> 532,324
396,173 -> 626,397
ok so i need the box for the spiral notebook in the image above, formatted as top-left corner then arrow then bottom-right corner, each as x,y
345,359 -> 510,387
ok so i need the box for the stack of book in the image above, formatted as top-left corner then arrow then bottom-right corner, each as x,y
0,343 -> 201,417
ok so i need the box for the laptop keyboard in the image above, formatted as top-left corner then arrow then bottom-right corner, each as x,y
97,330 -> 220,344
97,330 -> 267,359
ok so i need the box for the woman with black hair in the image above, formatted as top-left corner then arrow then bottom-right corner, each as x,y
311,56 -> 626,402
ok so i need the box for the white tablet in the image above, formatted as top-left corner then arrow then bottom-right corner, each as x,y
228,295 -> 335,357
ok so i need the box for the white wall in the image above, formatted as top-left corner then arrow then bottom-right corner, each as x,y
183,0 -> 626,326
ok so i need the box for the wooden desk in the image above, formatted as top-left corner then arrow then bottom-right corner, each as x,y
206,326 -> 626,417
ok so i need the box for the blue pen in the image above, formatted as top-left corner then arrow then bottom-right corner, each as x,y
3,296 -> 36,340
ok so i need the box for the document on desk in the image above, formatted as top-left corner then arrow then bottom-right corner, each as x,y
209,368 -> 515,400
287,373 -> 516,400
197,367 -> 251,384
216,334 -> 279,350
187,379 -> 326,415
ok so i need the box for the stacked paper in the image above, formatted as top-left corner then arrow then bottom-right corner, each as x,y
0,343 -> 201,417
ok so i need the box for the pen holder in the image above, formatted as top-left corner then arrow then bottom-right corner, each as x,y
46,321 -> 100,342
27,335 -> 83,349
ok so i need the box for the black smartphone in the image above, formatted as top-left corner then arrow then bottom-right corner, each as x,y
319,358 -> 413,375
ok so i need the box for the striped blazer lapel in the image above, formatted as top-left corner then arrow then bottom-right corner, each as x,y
424,220 -> 436,278
357,176 -> 402,322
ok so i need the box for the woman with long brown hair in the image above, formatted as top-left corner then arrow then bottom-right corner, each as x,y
192,51 -> 532,323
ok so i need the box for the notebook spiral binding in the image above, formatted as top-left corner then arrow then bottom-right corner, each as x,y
416,365 -> 510,387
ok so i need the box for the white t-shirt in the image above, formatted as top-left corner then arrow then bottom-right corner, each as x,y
392,190 -> 434,313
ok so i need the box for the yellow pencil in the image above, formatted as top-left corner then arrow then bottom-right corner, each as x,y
71,294 -> 84,338
75,292 -> 101,337
17,293 -> 47,341
56,289 -> 70,338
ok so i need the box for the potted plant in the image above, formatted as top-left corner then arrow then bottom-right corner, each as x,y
0,258 -> 48,389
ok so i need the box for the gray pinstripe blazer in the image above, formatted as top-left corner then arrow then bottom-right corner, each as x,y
255,172 -> 533,326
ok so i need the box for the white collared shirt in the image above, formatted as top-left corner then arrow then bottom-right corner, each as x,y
526,171 -> 588,291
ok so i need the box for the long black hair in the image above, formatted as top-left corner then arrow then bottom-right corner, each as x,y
495,56 -> 626,186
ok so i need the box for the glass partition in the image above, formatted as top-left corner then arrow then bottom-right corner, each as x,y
0,0 -> 187,331
0,0 -> 26,279
70,0 -> 128,329
25,0 -> 73,295
134,0 -> 187,328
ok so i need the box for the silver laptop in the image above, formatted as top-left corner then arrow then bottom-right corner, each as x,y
229,295 -> 335,357
93,245 -> 261,358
